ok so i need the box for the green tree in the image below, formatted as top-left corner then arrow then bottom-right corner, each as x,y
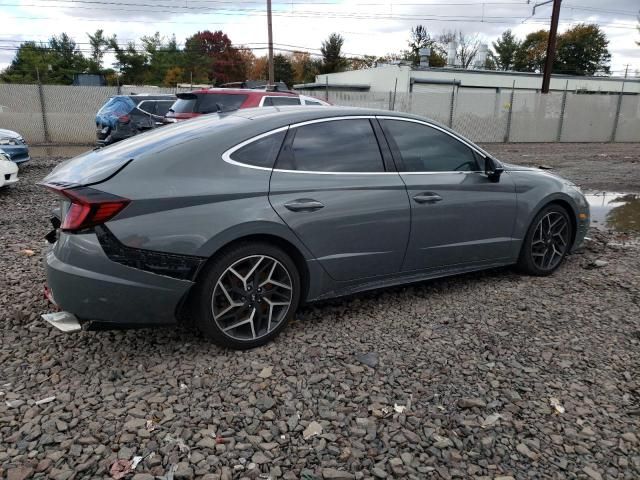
110,37 -> 149,85
514,30 -> 548,72
484,56 -> 497,70
491,30 -> 520,70
290,51 -> 320,83
1,42 -> 48,83
320,33 -> 348,74
263,54 -> 294,87
139,33 -> 184,85
407,25 -> 446,67
1,33 -> 88,84
554,24 -> 610,75
46,34 -> 89,83
87,29 -> 111,73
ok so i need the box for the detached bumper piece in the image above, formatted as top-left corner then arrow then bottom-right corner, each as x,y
95,225 -> 205,281
41,311 -> 82,333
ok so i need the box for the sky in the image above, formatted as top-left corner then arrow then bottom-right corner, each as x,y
0,0 -> 638,76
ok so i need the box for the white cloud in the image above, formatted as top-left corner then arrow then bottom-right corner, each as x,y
1,0 -> 638,74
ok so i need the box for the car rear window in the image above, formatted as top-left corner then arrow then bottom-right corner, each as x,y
155,101 -> 173,116
198,94 -> 248,113
263,97 -> 301,106
170,98 -> 197,114
97,97 -> 135,117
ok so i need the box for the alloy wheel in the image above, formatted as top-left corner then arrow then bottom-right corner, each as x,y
531,211 -> 570,271
211,255 -> 293,341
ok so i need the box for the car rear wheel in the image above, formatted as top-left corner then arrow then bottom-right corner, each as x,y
192,242 -> 300,349
517,204 -> 573,276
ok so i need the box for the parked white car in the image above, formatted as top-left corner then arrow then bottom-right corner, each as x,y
0,149 -> 19,188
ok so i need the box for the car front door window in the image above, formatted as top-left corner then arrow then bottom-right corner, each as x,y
382,119 -> 480,172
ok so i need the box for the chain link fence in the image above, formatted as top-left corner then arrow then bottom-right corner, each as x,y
0,83 -> 638,145
300,87 -> 640,144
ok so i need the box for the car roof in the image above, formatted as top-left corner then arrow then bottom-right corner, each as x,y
129,94 -> 176,100
223,106 -> 489,155
227,105 -> 412,122
189,88 -> 298,97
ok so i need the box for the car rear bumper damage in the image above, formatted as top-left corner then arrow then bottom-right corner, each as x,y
41,311 -> 82,333
44,231 -> 195,331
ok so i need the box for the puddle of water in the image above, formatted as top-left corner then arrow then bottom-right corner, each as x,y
585,192 -> 640,233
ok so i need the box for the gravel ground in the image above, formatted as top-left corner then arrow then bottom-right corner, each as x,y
1,149 -> 639,480
480,143 -> 640,193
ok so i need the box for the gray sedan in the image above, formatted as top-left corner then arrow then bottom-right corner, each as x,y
41,106 -> 589,348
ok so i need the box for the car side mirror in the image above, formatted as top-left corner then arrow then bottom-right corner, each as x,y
485,157 -> 504,182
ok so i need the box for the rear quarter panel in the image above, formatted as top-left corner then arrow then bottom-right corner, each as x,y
97,119 -> 315,260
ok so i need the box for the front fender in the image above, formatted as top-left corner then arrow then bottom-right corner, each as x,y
510,171 -> 589,253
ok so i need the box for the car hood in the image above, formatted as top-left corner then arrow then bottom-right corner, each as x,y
501,161 -> 544,172
0,128 -> 21,139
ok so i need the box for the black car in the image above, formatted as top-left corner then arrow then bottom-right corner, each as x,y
95,94 -> 176,145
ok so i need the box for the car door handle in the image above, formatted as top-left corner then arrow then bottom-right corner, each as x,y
413,192 -> 443,204
284,199 -> 325,212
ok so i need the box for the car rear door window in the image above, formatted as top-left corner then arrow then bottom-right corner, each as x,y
137,100 -> 157,115
263,97 -> 301,106
381,119 -> 479,172
155,101 -> 173,116
230,130 -> 286,168
277,119 -> 384,172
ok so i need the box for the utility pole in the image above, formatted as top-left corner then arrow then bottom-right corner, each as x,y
541,0 -> 561,93
267,0 -> 275,86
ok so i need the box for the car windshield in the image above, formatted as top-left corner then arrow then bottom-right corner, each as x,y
97,97 -> 135,117
170,98 -> 197,114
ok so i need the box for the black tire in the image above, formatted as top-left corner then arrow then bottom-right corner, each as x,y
191,241 -> 300,349
517,204 -> 573,276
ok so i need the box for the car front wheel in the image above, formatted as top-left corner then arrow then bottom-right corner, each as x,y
518,204 -> 573,276
192,242 -> 300,349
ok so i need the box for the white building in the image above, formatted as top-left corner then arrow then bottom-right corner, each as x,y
294,64 -> 640,95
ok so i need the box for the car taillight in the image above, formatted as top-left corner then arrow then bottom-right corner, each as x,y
46,186 -> 130,232
118,114 -> 130,123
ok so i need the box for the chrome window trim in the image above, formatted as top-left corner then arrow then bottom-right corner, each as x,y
222,115 -> 490,175
222,126 -> 290,171
376,115 -> 488,160
136,100 -> 157,116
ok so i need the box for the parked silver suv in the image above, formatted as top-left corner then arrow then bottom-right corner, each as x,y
41,106 -> 589,348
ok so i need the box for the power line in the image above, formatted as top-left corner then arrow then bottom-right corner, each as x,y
8,0 -> 638,16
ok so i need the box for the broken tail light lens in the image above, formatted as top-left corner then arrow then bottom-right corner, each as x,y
118,114 -> 130,123
46,185 -> 130,232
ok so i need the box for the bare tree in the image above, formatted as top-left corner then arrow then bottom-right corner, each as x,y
438,30 -> 481,68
